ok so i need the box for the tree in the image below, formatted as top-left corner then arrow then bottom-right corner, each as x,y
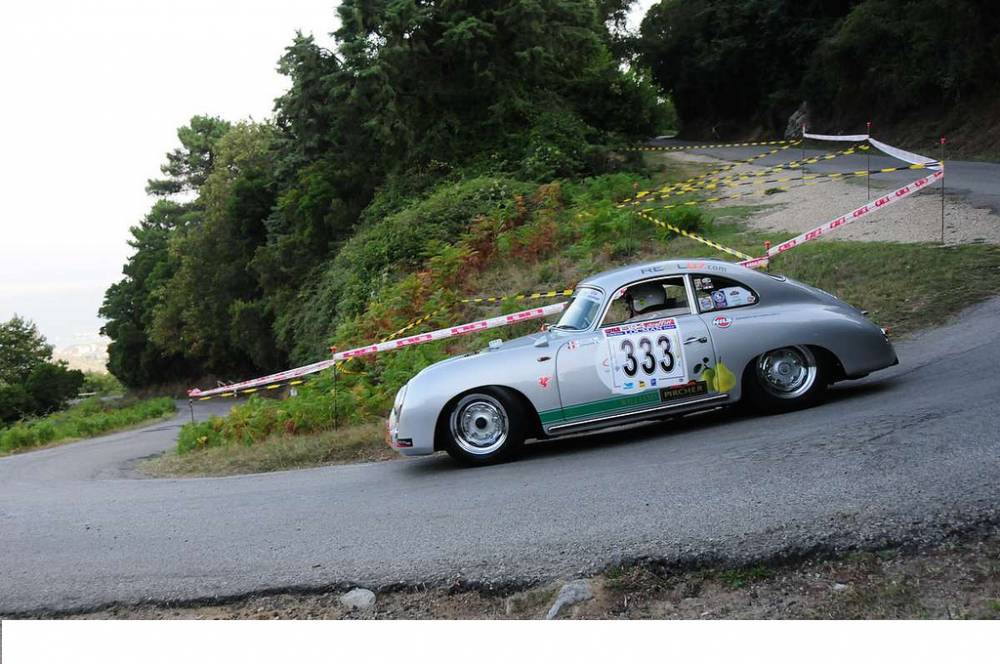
0,316 -> 84,422
146,115 -> 232,196
0,315 -> 53,385
100,200 -> 200,387
24,362 -> 84,415
639,0 -> 857,136
150,122 -> 283,375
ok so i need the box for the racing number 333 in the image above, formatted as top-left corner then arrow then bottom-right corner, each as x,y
603,318 -> 687,392
619,336 -> 674,376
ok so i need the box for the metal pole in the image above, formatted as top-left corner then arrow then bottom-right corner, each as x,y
800,124 -> 806,181
866,121 -> 872,200
188,398 -> 195,424
940,137 -> 946,245
332,362 -> 339,430
631,181 -> 638,256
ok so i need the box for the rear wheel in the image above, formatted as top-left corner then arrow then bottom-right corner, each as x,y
744,345 -> 828,413
444,388 -> 526,465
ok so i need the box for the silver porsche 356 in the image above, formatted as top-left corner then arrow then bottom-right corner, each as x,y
387,258 -> 897,464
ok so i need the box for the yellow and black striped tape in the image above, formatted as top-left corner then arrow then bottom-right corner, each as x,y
196,379 -> 305,401
620,143 -> 800,206
633,208 -> 753,262
619,144 -> 869,208
625,139 -> 793,153
632,162 -> 931,204
714,163 -> 931,188
460,289 -> 574,305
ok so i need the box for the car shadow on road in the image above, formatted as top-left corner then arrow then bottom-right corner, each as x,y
397,377 -> 895,475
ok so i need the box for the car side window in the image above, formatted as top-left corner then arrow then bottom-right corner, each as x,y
601,277 -> 692,327
692,275 -> 758,312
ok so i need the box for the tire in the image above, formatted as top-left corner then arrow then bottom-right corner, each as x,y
743,345 -> 828,414
443,387 -> 526,466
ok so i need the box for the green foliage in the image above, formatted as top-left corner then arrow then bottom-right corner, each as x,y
285,177 -> 534,362
0,315 -> 52,385
146,116 -> 232,196
0,397 -> 176,454
100,2 -> 667,391
639,0 -> 1000,135
0,316 -> 85,422
23,363 -> 85,416
80,371 -> 124,396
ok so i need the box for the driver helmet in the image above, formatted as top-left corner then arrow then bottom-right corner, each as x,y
626,283 -> 666,315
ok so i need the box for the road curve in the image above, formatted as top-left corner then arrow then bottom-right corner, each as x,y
2,298 -> 999,614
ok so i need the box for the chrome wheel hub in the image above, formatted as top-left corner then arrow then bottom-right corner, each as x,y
450,395 -> 509,455
756,346 -> 817,399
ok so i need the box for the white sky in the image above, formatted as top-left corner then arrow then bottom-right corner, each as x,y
0,0 -> 654,347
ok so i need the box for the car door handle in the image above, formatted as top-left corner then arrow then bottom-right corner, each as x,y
684,336 -> 708,345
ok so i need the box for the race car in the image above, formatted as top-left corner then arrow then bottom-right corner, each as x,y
387,258 -> 897,465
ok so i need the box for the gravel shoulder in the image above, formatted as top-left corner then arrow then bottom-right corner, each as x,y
663,151 -> 1000,245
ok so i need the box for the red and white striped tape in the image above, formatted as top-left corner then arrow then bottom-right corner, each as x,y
803,131 -> 940,170
187,302 -> 567,398
736,168 -> 944,268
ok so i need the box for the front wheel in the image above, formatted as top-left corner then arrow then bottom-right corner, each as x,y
444,388 -> 526,465
744,345 -> 828,413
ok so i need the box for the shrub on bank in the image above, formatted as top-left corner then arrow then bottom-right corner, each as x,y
0,397 -> 176,454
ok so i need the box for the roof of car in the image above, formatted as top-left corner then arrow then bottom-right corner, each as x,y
579,258 -> 763,292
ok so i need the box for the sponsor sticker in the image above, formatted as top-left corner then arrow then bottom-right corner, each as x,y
538,376 -> 551,388
603,318 -> 678,337
659,381 -> 708,402
713,316 -> 733,329
698,296 -> 715,311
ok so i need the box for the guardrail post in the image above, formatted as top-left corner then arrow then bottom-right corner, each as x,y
188,398 -> 194,424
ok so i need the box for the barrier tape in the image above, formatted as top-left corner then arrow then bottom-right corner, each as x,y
803,131 -> 940,170
460,289 -> 573,304
625,139 -> 792,153
629,164 -> 901,204
187,301 -> 568,398
190,290 -> 576,399
712,163 -> 932,189
619,143 -> 861,208
732,169 -> 945,270
633,208 -> 756,262
619,143 -> 798,206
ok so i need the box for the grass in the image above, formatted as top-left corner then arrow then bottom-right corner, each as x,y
0,397 -> 176,456
715,564 -> 775,589
142,421 -> 391,477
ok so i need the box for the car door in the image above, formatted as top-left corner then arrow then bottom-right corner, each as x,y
554,275 -> 718,425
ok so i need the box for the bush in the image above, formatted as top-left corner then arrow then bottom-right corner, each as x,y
81,371 -> 124,396
24,363 -> 85,415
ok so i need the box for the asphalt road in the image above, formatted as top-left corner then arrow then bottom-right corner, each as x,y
2,297 -> 999,614
647,138 -> 1000,213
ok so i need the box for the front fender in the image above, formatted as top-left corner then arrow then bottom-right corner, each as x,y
393,336 -> 562,454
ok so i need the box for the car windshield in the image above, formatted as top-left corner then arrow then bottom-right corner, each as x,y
554,287 -> 603,330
